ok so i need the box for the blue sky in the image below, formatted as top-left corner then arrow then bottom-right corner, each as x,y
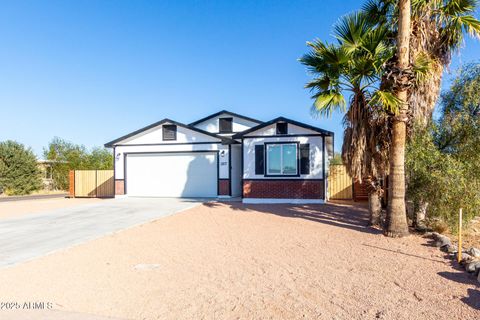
1,0 -> 479,157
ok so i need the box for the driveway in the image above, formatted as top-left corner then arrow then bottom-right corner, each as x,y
0,197 -> 201,268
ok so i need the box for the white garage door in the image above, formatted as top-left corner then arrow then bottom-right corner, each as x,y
126,152 -> 217,197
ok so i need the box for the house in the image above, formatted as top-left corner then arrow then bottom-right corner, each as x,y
104,110 -> 334,203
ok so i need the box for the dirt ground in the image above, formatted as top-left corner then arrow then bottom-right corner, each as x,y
0,201 -> 478,320
0,198 -> 102,219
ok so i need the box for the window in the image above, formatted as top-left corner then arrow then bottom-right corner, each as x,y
276,122 -> 288,135
219,117 -> 233,133
266,143 -> 298,175
162,125 -> 177,141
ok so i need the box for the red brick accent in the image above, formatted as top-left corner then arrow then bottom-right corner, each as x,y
115,179 -> 125,195
218,179 -> 230,196
69,170 -> 75,197
243,180 -> 324,199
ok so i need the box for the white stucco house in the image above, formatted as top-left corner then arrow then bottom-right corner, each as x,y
105,110 -> 334,203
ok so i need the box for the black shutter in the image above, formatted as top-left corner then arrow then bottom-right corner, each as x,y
300,144 -> 310,174
255,145 -> 264,175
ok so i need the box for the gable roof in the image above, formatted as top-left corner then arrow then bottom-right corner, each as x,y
189,110 -> 263,126
232,117 -> 334,139
104,118 -> 235,147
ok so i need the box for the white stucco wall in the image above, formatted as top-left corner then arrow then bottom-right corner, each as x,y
114,143 -> 230,180
193,114 -> 260,134
244,123 -> 319,137
242,136 -> 324,180
119,123 -> 219,145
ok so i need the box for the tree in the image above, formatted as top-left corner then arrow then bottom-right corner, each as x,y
383,0 -> 411,237
0,140 -> 42,195
406,63 -> 480,230
300,12 -> 399,225
43,137 -> 113,190
363,0 -> 480,232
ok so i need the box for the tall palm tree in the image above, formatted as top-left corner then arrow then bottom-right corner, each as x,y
300,12 -> 399,225
363,0 -> 480,231
383,0 -> 411,237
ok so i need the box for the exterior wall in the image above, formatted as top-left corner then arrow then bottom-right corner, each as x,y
230,144 -> 242,197
243,180 -> 324,199
114,143 -> 230,180
193,114 -> 259,134
218,179 -> 230,196
244,123 -> 319,137
115,179 -> 125,195
120,123 -> 219,145
242,136 -> 324,180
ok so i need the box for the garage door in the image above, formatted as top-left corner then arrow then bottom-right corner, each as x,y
126,152 -> 217,197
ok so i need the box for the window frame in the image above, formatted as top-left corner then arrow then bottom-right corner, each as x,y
162,125 -> 177,141
219,117 -> 233,133
264,142 -> 300,177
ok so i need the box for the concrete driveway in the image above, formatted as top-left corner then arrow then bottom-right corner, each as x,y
0,197 -> 202,268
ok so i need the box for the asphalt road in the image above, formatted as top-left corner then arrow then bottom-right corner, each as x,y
0,197 -> 202,268
0,193 -> 68,202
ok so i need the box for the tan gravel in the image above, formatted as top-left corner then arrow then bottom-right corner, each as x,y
0,201 -> 478,320
0,198 -> 102,219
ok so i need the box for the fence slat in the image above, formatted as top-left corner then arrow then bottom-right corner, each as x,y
74,170 -> 114,198
328,165 -> 353,200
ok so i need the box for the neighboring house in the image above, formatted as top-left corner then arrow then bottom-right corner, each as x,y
37,160 -> 54,190
105,110 -> 334,203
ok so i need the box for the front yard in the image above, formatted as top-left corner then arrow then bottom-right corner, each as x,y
0,201 -> 478,319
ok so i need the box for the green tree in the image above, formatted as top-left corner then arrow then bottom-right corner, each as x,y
43,137 -> 113,190
0,140 -> 42,195
300,12 -> 400,226
406,63 -> 480,230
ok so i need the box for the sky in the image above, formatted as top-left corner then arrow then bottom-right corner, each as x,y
0,0 -> 479,157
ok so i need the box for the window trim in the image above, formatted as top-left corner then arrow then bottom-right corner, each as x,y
264,142 -> 300,177
162,125 -> 177,141
219,117 -> 233,133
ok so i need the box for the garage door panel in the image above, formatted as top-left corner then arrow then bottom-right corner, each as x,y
126,152 -> 217,197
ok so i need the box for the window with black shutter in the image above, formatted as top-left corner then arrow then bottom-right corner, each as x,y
276,122 -> 288,135
300,144 -> 310,174
162,125 -> 177,141
255,145 -> 265,175
219,117 -> 233,133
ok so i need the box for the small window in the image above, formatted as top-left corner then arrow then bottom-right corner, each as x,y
266,143 -> 298,175
162,125 -> 177,141
219,117 -> 233,133
276,122 -> 288,135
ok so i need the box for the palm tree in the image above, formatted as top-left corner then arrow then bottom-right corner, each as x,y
363,0 -> 480,231
300,12 -> 399,225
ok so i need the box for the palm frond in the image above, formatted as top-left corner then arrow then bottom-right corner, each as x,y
412,52 -> 434,83
371,90 -> 403,114
311,90 -> 347,117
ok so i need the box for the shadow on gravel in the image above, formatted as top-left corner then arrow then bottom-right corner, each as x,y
204,201 -> 381,235
438,271 -> 480,310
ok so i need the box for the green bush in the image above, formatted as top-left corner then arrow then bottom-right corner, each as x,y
43,137 -> 113,190
406,63 -> 480,231
0,140 -> 43,195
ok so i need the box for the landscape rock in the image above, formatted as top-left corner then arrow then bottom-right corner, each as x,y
478,271 -> 480,284
459,253 -> 473,266
434,234 -> 452,247
465,261 -> 480,273
440,244 -> 457,253
468,247 -> 480,258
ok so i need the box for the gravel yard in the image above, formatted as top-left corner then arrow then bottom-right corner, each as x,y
0,201 -> 478,320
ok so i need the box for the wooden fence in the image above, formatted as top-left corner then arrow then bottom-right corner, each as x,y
69,170 -> 114,198
328,165 -> 353,200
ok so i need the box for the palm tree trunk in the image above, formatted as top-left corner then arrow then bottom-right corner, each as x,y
385,0 -> 411,237
369,191 -> 382,226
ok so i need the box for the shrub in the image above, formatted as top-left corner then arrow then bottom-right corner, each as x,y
0,140 -> 43,195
